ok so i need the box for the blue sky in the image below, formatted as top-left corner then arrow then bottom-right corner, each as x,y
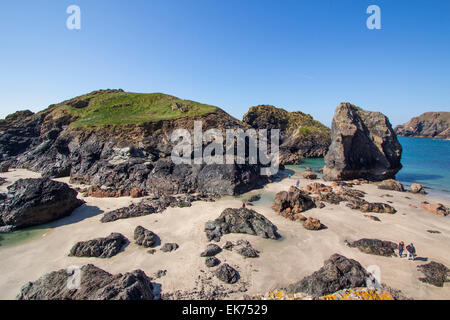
0,0 -> 449,126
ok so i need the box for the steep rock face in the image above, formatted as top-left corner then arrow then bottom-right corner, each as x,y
243,105 -> 330,164
395,112 -> 450,139
323,103 -> 402,181
17,264 -> 155,300
0,90 -> 268,196
0,178 -> 83,229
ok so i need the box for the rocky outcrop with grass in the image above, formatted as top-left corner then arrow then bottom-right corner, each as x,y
243,105 -> 330,164
395,112 -> 450,139
323,103 -> 402,181
0,90 -> 268,196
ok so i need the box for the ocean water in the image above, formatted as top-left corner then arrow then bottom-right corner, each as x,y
286,137 -> 450,199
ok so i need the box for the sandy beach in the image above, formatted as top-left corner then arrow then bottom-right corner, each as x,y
0,168 -> 449,300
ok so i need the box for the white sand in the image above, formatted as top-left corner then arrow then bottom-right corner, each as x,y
0,169 -> 449,300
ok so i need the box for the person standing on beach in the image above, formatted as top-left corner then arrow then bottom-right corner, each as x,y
398,241 -> 405,257
406,243 -> 416,260
296,180 -> 300,187
242,202 -> 246,208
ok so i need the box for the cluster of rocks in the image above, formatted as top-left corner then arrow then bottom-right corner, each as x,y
199,244 -> 240,284
204,208 -> 279,242
17,264 -> 156,300
223,239 -> 260,258
0,178 -> 84,230
346,238 -> 397,257
134,225 -> 159,247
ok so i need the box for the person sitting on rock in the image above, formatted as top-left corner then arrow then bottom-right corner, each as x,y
406,243 -> 416,260
398,241 -> 405,257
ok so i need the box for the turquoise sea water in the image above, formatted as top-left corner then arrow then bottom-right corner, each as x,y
286,137 -> 450,199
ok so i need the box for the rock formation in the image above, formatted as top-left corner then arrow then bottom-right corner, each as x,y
417,261 -> 449,287
395,112 -> 450,139
0,90 -> 269,197
377,179 -> 405,192
303,217 -> 326,231
17,264 -> 155,300
346,239 -> 397,257
323,103 -> 402,181
215,264 -> 239,284
69,233 -> 127,258
0,178 -> 83,229
420,202 -> 448,217
204,208 -> 279,242
200,244 -> 222,257
160,243 -> 179,252
286,254 -> 369,296
272,186 -> 316,220
134,226 -> 159,248
242,105 -> 330,164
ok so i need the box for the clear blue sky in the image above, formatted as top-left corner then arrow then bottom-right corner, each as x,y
1,0 -> 449,126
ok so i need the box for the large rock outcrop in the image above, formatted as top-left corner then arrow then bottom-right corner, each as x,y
205,208 -> 279,242
395,112 -> 450,139
272,186 -> 315,220
17,264 -> 155,300
323,103 -> 402,181
286,254 -> 369,296
0,90 -> 269,197
0,178 -> 83,229
243,105 -> 330,164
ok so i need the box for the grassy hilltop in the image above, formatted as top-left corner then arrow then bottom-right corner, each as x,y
46,89 -> 218,127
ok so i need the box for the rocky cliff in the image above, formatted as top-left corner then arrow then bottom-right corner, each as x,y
243,105 -> 330,164
323,103 -> 402,181
394,112 -> 450,139
0,89 -> 268,196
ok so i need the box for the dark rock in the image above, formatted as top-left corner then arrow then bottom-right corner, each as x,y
360,202 -> 396,214
286,254 -> 369,296
69,233 -> 127,258
417,261 -> 449,287
0,178 -> 83,229
272,186 -> 315,219
215,264 -> 239,284
346,238 -> 397,257
242,105 -> 331,164
377,179 -> 405,192
323,103 -> 402,181
134,226 -> 158,248
161,243 -> 179,252
200,244 -> 222,257
223,241 -> 234,251
205,208 -> 279,242
154,270 -> 167,278
247,194 -> 261,203
17,264 -> 155,300
205,257 -> 221,268
234,240 -> 259,258
0,161 -> 10,172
